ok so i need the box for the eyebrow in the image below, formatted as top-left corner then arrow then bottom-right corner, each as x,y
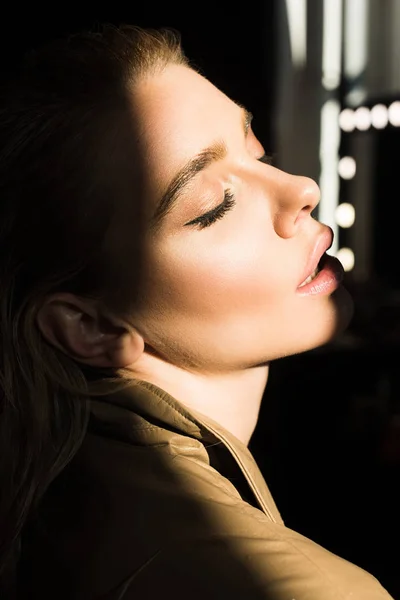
150,106 -> 253,229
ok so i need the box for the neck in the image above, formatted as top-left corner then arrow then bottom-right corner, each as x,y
130,356 -> 269,446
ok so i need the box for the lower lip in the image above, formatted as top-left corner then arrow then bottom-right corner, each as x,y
296,254 -> 345,296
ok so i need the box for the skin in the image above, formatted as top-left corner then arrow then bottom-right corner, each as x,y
39,63 -> 353,444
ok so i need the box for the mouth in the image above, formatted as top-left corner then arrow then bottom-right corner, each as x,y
298,256 -> 326,288
297,228 -> 344,296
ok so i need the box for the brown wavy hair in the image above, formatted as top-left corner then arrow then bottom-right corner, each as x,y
0,23 -> 188,591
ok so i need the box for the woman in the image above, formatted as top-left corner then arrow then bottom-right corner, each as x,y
0,23 -> 392,599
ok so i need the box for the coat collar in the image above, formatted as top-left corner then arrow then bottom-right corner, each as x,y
89,378 -> 283,524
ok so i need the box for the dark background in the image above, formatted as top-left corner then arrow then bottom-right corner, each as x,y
1,2 -> 399,597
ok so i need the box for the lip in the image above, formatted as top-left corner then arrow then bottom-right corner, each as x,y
296,226 -> 344,296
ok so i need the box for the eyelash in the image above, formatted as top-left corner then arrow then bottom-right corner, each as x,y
186,153 -> 273,230
186,190 -> 236,230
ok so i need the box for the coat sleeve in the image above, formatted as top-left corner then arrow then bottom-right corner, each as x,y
19,435 -> 395,600
103,522 -> 394,600
73,437 -> 394,600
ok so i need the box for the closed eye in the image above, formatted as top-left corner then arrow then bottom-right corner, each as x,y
185,190 -> 236,230
184,154 -> 274,230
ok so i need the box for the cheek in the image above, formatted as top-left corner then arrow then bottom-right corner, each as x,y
147,230 -> 295,316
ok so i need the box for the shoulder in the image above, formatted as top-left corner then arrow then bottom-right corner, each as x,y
21,430 -> 393,600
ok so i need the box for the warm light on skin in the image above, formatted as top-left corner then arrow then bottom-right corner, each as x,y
128,64 -> 352,375
115,64 -> 354,444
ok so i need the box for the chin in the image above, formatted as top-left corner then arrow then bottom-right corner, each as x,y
289,284 -> 354,358
305,284 -> 354,352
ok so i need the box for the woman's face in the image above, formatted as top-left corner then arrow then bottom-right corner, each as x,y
130,64 -> 353,371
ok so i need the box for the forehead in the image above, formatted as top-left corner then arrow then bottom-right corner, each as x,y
131,64 -> 242,197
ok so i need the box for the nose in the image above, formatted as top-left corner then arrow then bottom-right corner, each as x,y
272,172 -> 320,239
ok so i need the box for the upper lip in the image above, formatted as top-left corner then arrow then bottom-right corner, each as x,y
297,226 -> 333,287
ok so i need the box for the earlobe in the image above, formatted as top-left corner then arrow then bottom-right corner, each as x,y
36,293 -> 144,369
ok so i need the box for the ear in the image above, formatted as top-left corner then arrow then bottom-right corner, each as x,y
36,293 -> 144,369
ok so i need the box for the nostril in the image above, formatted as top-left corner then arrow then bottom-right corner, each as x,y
296,203 -> 314,222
